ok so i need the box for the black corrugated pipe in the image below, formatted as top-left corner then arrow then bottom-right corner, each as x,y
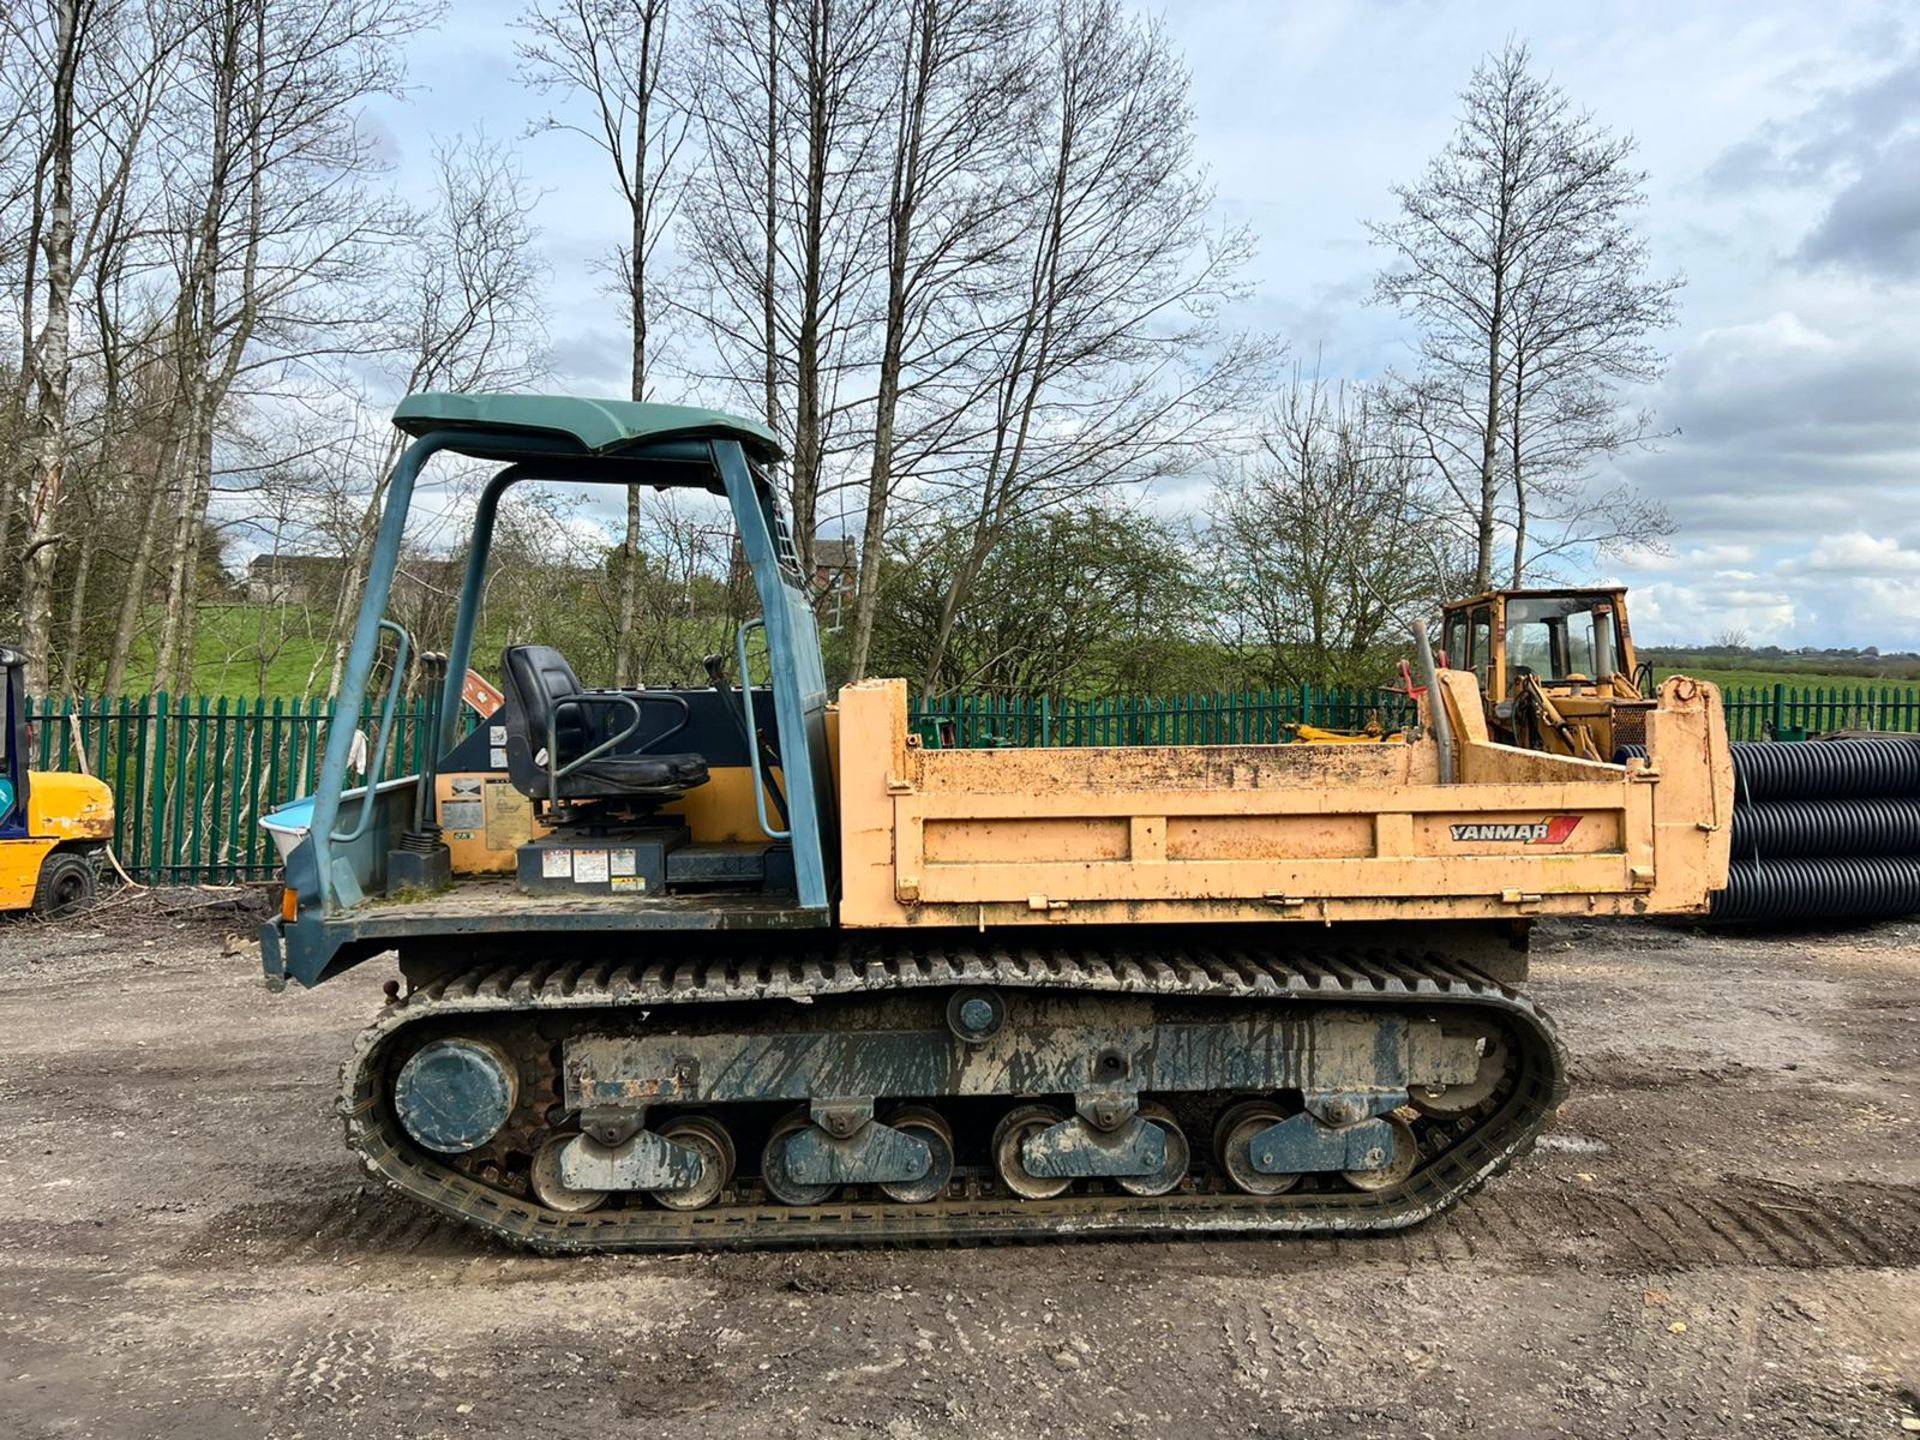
1732,797 -> 1920,859
1731,737 -> 1920,802
1709,855 -> 1920,923
1616,737 -> 1920,804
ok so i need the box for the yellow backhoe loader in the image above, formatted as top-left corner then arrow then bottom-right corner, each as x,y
1439,587 -> 1655,762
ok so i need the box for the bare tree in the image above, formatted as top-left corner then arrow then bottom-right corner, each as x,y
841,0 -> 1029,680
518,0 -> 692,685
315,130 -> 548,695
1209,374 -> 1458,690
679,0 -> 894,578
140,0 -> 429,696
16,0 -> 92,692
1370,40 -> 1680,590
911,0 -> 1272,693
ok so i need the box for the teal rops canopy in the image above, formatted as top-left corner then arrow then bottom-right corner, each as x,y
392,392 -> 783,464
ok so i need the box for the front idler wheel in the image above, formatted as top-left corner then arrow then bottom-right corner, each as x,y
1409,1031 -> 1509,1117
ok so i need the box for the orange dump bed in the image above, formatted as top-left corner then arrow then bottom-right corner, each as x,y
836,673 -> 1732,929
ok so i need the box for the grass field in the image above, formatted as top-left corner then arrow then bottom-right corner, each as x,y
94,601 -> 1920,704
1655,665 -> 1920,694
109,604 -> 335,697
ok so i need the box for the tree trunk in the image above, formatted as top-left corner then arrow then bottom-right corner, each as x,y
788,2 -> 830,583
1508,353 -> 1528,585
848,0 -> 934,682
1475,262 -> 1504,594
613,39 -> 655,688
761,0 -> 780,433
19,0 -> 83,694
105,433 -> 178,694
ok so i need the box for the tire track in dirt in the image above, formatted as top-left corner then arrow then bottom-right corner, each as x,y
168,1173 -> 1920,1275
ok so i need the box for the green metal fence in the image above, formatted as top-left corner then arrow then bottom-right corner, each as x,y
908,688 -> 1414,748
911,683 -> 1920,748
1718,684 -> 1920,741
24,694 -> 439,885
23,680 -> 1920,884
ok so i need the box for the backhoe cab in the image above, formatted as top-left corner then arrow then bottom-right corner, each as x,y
1439,588 -> 1656,763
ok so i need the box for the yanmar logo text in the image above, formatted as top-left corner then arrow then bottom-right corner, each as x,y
1449,816 -> 1583,845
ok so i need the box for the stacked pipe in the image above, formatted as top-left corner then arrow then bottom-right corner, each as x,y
1619,737 -> 1920,922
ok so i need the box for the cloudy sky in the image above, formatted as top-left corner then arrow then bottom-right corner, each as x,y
368,0 -> 1920,649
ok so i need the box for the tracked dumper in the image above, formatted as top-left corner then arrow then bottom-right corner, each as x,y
261,393 -> 1734,1251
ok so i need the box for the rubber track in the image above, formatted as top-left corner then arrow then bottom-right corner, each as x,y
339,939 -> 1568,1253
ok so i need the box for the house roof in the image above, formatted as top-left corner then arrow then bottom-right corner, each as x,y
392,392 -> 783,465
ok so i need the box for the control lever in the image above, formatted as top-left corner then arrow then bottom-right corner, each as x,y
707,651 -> 791,831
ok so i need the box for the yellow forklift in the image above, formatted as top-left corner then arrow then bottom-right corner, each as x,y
1438,588 -> 1656,762
0,645 -> 113,913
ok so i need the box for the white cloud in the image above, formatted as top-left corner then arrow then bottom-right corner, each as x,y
1797,532 -> 1920,575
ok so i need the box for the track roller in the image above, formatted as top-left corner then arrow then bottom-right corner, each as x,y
878,1106 -> 955,1204
1115,1102 -> 1189,1197
991,1104 -> 1072,1200
529,1135 -> 608,1214
1341,1114 -> 1420,1191
761,1111 -> 837,1206
654,1117 -> 736,1211
1213,1100 -> 1301,1196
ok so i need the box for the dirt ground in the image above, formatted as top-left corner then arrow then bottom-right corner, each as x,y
0,896 -> 1916,1440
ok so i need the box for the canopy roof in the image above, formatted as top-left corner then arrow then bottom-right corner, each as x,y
392,392 -> 782,465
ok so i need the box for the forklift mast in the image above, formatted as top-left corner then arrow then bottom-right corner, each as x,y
0,645 -> 25,835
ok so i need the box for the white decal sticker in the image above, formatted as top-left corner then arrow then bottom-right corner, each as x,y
541,848 -> 573,878
489,746 -> 509,769
610,875 -> 647,892
442,799 -> 483,829
489,725 -> 507,746
574,849 -> 610,884
609,849 -> 637,877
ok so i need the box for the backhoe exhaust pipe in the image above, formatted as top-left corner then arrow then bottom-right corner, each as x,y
1413,619 -> 1455,785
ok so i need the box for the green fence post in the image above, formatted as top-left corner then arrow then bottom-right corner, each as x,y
246,696 -> 267,873
148,693 -> 169,885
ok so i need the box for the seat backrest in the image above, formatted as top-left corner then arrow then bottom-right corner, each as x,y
501,644 -> 587,797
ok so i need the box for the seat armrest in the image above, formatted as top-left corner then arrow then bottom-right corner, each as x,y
547,691 -> 694,784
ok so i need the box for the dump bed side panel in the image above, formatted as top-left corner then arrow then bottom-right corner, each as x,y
836,676 -> 1730,929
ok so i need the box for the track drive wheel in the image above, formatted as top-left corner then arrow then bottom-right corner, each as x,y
878,1106 -> 955,1204
1115,1102 -> 1189,1197
654,1116 -> 736,1212
760,1111 -> 837,1207
991,1104 -> 1071,1200
1342,1114 -> 1420,1192
529,1135 -> 609,1214
1214,1100 -> 1301,1196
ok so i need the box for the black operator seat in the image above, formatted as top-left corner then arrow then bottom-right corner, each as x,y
499,644 -> 709,807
